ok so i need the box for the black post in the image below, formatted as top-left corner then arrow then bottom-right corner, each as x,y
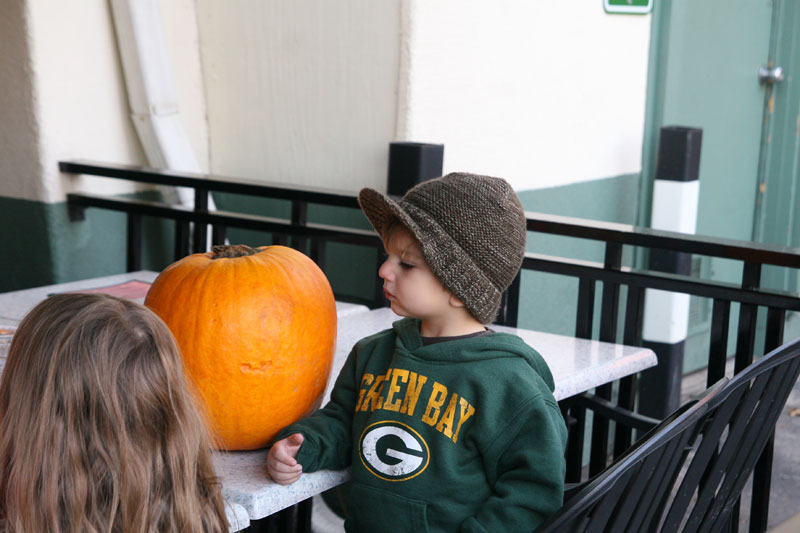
193,188 -> 209,254
126,213 -> 142,272
639,126 -> 703,419
387,142 -> 444,197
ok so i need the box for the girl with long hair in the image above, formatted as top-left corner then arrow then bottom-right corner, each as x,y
0,293 -> 228,532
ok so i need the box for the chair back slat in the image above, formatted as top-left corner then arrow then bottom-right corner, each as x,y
537,336 -> 800,532
583,469 -> 634,529
691,355 -> 800,530
679,339 -> 800,532
535,383 -> 721,532
621,447 -> 673,531
641,431 -> 700,529
612,451 -> 660,531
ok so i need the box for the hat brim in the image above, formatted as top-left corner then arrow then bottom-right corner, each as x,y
358,189 -> 451,268
358,188 -> 422,244
358,187 -> 502,324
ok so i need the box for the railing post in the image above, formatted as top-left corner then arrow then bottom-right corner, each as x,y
496,272 -> 521,327
615,285 -> 645,456
589,242 -> 622,474
707,299 -> 731,387
565,278 -> 595,479
750,307 -> 785,533
127,213 -> 142,272
372,245 -> 386,309
175,220 -> 190,260
212,225 -> 227,246
575,278 -> 595,340
734,261 -> 761,372
193,188 -> 209,254
310,240 -> 326,270
291,201 -> 308,253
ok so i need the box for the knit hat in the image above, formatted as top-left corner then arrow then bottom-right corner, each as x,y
358,172 -> 527,324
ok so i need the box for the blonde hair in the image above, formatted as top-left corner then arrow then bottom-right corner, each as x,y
0,293 -> 227,532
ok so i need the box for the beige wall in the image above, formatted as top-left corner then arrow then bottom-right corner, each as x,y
0,0 -> 45,202
196,0 -> 401,193
196,0 -> 651,193
0,0 -> 207,204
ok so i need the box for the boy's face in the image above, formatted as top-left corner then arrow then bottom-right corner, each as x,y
379,227 -> 453,322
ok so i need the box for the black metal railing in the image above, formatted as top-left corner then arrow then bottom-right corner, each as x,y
62,160 -> 385,307
497,213 -> 800,532
61,160 -> 800,532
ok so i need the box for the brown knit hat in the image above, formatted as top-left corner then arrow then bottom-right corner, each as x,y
358,172 -> 527,324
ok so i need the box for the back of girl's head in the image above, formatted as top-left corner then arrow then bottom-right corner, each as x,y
0,293 -> 227,532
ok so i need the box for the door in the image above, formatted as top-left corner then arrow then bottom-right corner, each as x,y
649,0 -> 799,370
755,1 -> 800,291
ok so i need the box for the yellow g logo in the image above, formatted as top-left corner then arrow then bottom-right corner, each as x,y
359,421 -> 430,481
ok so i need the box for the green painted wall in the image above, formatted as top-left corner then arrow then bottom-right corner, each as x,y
0,197 -> 56,292
516,173 -> 641,335
0,193 -> 174,294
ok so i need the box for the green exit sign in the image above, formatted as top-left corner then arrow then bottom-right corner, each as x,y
604,0 -> 653,14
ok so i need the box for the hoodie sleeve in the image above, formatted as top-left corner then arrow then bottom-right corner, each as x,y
274,345 -> 361,472
459,394 -> 567,532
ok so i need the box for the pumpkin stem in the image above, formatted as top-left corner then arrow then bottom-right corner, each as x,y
211,244 -> 262,259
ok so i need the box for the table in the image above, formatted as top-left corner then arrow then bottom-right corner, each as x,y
0,270 -> 368,326
0,271 -> 369,532
214,307 -> 657,528
0,273 -> 657,531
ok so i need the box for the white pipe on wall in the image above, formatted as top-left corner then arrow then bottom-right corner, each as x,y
109,0 -> 212,211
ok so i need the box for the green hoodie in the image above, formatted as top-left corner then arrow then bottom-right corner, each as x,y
279,318 -> 567,532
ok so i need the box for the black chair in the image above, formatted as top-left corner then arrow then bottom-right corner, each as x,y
536,336 -> 800,533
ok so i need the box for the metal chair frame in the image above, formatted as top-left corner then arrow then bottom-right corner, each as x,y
537,336 -> 800,532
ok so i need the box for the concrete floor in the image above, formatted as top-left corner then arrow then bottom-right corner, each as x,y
770,512 -> 800,533
311,495 -> 344,533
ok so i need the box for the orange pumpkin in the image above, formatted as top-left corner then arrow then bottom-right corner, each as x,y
144,244 -> 337,450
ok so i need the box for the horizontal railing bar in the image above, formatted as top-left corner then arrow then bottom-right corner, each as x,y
523,253 -> 800,311
60,160 -> 361,208
62,159 -> 800,268
527,213 -> 800,268
67,193 -> 381,247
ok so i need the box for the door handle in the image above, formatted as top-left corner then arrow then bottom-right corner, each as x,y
758,65 -> 784,85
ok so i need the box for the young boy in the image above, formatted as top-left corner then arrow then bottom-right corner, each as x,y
268,172 -> 567,532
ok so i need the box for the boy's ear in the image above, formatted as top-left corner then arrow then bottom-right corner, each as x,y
449,294 -> 466,308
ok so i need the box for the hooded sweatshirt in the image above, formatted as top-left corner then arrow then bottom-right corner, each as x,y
278,318 -> 567,532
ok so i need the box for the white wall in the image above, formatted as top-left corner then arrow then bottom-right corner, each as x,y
30,0 -> 142,203
0,0 -> 207,204
399,0 -> 652,191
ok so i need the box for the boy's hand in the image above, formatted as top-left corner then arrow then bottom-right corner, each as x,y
267,433 -> 305,485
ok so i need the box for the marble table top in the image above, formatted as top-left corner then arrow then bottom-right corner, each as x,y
0,271 -> 368,326
0,273 -> 656,530
331,307 -> 657,403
